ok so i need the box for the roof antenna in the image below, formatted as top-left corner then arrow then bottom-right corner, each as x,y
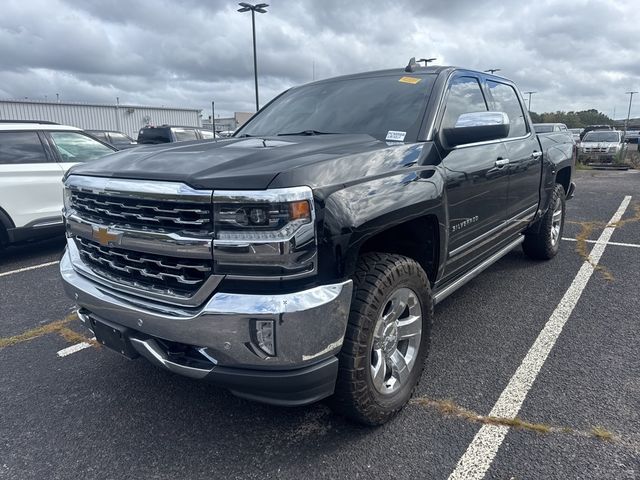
405,57 -> 437,72
404,57 -> 417,73
418,57 -> 437,66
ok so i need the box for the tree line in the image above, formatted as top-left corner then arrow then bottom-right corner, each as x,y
528,109 -> 614,128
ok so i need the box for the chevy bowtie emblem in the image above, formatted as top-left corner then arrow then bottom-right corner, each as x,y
92,226 -> 122,246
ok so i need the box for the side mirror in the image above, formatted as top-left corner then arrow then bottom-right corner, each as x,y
443,111 -> 510,148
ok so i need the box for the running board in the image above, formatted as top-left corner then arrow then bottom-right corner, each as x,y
433,236 -> 524,305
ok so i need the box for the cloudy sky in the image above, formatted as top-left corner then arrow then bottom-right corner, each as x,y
1,0 -> 639,119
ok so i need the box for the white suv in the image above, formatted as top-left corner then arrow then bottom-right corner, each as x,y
0,121 -> 116,249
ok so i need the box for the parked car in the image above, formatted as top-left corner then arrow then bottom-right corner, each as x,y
86,130 -> 137,149
60,63 -> 574,425
533,123 -> 569,134
0,121 -> 116,249
568,128 -> 583,143
137,125 -> 213,144
577,130 -> 623,163
623,129 -> 639,144
580,124 -> 614,140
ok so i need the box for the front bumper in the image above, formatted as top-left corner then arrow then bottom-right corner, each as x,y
577,152 -> 617,163
60,247 -> 353,405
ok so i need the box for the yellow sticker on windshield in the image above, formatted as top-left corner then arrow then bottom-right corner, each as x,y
399,76 -> 421,84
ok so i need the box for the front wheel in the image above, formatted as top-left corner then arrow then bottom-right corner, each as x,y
522,183 -> 566,260
330,253 -> 433,425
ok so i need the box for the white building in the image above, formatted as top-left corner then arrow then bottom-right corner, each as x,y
0,99 -> 202,138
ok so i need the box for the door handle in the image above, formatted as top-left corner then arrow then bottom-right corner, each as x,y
531,151 -> 543,159
494,158 -> 510,168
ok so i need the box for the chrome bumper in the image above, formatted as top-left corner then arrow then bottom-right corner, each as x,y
60,247 -> 353,369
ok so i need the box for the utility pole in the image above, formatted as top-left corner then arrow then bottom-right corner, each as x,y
238,3 -> 269,112
484,68 -> 501,74
211,101 -> 217,140
524,91 -> 536,111
624,91 -> 637,135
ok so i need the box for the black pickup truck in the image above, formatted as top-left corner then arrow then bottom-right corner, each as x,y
60,62 -> 575,425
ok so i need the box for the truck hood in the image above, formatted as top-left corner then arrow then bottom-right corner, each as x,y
67,134 -> 383,190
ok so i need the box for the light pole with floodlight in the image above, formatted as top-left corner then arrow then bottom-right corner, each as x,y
524,91 -> 536,111
238,3 -> 268,112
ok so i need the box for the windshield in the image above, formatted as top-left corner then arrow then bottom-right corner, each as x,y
237,74 -> 435,141
583,131 -> 620,142
534,125 -> 554,133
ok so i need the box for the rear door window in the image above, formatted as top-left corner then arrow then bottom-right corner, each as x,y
486,81 -> 528,138
90,132 -> 108,142
108,132 -> 134,146
0,131 -> 49,164
173,128 -> 198,142
49,131 -> 115,163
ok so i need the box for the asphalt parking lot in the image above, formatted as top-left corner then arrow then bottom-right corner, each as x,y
1,169 -> 639,480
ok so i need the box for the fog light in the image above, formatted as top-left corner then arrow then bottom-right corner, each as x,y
254,319 -> 276,356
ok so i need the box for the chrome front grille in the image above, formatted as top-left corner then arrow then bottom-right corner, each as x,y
70,190 -> 213,235
76,237 -> 212,298
583,147 -> 607,153
65,175 -> 219,306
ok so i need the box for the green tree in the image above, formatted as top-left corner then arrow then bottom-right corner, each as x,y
527,109 -> 614,128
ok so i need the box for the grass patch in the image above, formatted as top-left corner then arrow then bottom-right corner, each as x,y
590,426 -> 614,441
413,397 -> 619,442
0,312 -> 95,349
570,220 -> 615,281
413,398 -> 554,435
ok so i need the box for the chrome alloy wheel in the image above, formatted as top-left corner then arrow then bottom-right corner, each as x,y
550,199 -> 563,246
370,287 -> 423,395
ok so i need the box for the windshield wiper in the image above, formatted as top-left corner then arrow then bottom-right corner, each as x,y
276,130 -> 337,136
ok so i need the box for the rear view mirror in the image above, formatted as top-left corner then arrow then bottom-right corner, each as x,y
443,111 -> 510,147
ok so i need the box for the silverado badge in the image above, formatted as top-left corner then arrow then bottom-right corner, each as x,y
92,226 -> 122,246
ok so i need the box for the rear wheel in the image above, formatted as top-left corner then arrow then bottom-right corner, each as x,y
330,253 -> 433,425
522,183 -> 565,260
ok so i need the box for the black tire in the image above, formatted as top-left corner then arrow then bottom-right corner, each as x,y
330,252 -> 433,425
522,183 -> 566,260
0,225 -> 6,256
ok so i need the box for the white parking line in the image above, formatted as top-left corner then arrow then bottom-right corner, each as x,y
562,237 -> 640,249
0,260 -> 60,278
56,339 -> 94,358
448,195 -> 632,480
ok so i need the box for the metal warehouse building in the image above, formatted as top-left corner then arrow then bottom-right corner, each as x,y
0,99 -> 202,138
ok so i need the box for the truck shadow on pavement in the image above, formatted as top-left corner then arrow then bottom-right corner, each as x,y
0,237 -> 66,267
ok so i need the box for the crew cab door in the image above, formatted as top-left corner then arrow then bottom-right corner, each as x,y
438,75 -> 510,277
0,130 -> 64,229
486,80 -> 542,228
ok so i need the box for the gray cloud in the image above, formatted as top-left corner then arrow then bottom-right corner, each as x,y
0,0 -> 638,119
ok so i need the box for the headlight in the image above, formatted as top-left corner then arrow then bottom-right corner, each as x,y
212,187 -> 317,280
62,186 -> 73,215
608,146 -> 617,153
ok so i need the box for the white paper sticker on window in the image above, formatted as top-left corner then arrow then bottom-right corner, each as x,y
385,130 -> 406,142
